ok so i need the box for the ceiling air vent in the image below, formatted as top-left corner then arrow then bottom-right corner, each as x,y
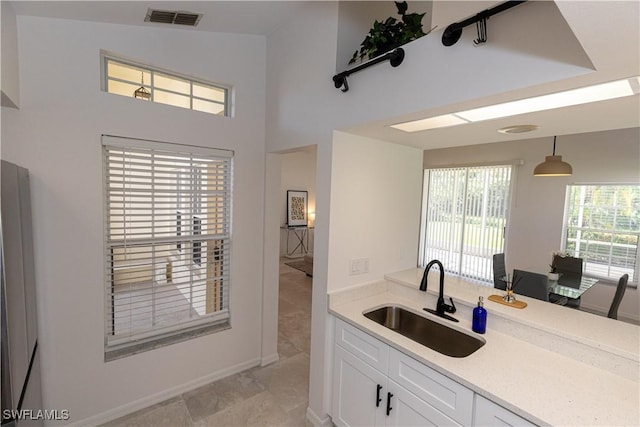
145,9 -> 202,27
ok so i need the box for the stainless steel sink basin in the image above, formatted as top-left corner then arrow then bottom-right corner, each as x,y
363,305 -> 485,358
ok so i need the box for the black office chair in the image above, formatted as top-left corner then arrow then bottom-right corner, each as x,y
552,255 -> 583,308
512,269 -> 548,301
512,269 -> 567,305
492,253 -> 507,290
607,274 -> 629,320
553,255 -> 583,279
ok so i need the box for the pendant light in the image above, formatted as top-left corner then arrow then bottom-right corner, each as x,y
134,72 -> 151,100
533,136 -> 572,177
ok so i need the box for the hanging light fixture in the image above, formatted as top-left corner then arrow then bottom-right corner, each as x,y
534,136 -> 572,177
133,72 -> 151,100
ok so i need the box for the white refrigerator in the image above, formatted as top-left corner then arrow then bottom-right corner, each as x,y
1,160 -> 43,426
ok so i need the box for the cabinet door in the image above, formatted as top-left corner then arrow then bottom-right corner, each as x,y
386,379 -> 462,427
332,344 -> 387,427
473,395 -> 535,426
389,349 -> 474,425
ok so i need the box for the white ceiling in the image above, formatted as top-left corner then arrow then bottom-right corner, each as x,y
9,1 -> 309,36
9,0 -> 640,150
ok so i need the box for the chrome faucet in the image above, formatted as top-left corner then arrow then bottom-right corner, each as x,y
419,259 -> 458,322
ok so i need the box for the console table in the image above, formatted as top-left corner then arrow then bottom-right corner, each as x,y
281,226 -> 313,258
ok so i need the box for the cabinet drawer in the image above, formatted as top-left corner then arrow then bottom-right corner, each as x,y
389,349 -> 473,425
335,318 -> 389,373
474,394 -> 535,426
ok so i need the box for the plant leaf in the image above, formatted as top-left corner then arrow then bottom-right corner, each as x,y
395,1 -> 408,15
349,50 -> 359,64
384,17 -> 397,26
402,12 -> 424,27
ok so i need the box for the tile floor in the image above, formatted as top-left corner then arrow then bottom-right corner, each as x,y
101,258 -> 313,427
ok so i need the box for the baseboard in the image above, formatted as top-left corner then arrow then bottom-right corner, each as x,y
578,302 -> 605,316
260,352 -> 279,366
306,406 -> 333,427
68,357 -> 261,427
580,302 -> 640,325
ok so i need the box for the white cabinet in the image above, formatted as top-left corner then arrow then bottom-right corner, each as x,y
332,318 -> 534,427
335,316 -> 389,373
389,348 -> 473,425
332,344 -> 387,426
386,378 -> 460,426
473,395 -> 535,427
332,319 -> 471,427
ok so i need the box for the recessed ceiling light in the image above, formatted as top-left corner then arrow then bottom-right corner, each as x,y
390,76 -> 639,133
498,125 -> 539,134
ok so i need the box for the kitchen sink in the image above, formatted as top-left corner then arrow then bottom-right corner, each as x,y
363,305 -> 485,358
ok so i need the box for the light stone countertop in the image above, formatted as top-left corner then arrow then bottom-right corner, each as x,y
328,268 -> 640,426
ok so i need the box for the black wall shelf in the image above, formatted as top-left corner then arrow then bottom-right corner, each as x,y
332,48 -> 405,93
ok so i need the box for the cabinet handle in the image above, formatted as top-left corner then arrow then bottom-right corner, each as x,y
386,392 -> 393,416
376,384 -> 382,407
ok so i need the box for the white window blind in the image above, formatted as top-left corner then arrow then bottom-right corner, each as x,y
419,165 -> 512,283
102,135 -> 233,358
563,184 -> 639,284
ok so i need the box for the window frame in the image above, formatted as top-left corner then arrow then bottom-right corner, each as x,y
100,52 -> 231,117
561,183 -> 639,286
102,135 -> 234,360
418,163 -> 515,284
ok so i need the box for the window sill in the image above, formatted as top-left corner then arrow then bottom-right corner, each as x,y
105,320 -> 230,362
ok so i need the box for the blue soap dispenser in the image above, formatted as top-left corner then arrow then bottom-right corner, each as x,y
472,296 -> 487,334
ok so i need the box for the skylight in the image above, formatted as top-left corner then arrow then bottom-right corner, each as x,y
390,76 -> 640,133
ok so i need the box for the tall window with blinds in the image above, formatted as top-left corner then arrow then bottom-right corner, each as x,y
563,184 -> 639,284
419,165 -> 513,284
102,135 -> 233,359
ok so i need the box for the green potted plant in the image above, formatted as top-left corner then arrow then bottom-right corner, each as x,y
349,1 -> 428,65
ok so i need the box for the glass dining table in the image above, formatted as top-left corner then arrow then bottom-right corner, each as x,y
500,274 -> 599,301
548,275 -> 599,300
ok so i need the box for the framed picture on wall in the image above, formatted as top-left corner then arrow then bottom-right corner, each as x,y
287,190 -> 308,227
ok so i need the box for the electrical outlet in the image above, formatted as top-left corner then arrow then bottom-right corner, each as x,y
349,258 -> 370,275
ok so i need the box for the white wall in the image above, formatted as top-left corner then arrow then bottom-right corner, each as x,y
265,4 -> 340,422
1,0 -> 20,108
1,16 -> 266,425
423,128 -> 640,323
262,153 -> 282,366
328,132 -> 423,291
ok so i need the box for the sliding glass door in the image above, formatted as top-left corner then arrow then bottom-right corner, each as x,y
419,165 -> 513,283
